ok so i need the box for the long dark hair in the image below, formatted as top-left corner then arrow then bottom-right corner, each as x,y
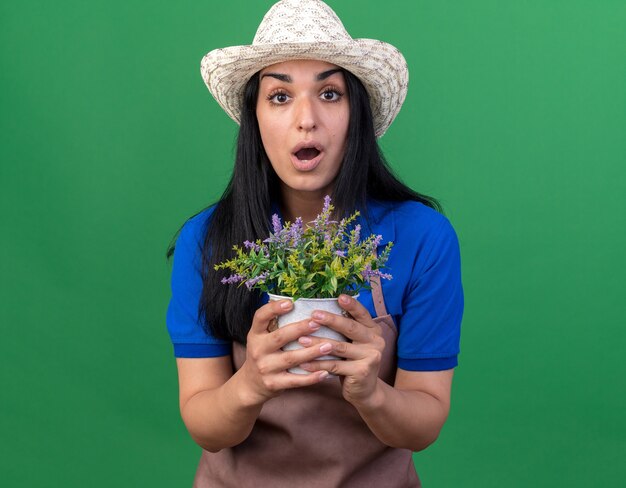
168,69 -> 441,344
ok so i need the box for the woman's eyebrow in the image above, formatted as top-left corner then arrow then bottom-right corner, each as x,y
260,68 -> 342,83
261,73 -> 291,82
316,68 -> 342,81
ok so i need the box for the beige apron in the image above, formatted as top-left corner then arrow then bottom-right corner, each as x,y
193,277 -> 421,487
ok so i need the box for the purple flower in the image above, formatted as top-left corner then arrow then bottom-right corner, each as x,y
221,274 -> 244,285
350,224 -> 361,245
243,240 -> 260,252
337,217 -> 347,236
245,271 -> 269,290
311,195 -> 337,230
361,265 -> 392,282
322,195 -> 331,213
287,217 -> 303,246
335,250 -> 346,258
272,214 -> 282,234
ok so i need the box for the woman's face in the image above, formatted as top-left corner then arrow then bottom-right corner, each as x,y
256,59 -> 349,201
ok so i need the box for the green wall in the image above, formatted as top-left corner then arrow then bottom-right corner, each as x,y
1,1 -> 624,486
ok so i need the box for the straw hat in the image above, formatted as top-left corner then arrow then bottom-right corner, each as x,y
200,0 -> 409,138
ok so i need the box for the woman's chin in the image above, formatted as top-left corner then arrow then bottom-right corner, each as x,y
279,178 -> 336,197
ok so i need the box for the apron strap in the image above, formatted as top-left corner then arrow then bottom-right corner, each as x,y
369,273 -> 389,318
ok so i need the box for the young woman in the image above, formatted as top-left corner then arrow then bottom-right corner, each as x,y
167,1 -> 463,486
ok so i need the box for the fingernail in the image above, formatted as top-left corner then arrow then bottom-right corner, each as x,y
312,311 -> 324,320
309,321 -> 321,330
298,336 -> 312,346
340,295 -> 351,304
319,371 -> 329,380
320,343 -> 332,353
280,300 -> 292,309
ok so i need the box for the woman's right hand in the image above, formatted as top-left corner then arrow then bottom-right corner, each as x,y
239,299 -> 332,406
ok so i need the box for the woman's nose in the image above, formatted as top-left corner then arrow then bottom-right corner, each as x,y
295,98 -> 317,132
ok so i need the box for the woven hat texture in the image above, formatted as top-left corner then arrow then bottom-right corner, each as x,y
201,0 -> 409,138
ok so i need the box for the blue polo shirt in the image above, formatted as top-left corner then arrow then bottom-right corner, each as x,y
166,199 -> 464,371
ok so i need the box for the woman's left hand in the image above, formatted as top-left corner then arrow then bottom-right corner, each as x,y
298,294 -> 385,408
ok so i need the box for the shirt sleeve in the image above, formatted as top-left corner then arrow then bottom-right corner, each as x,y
166,214 -> 231,358
397,217 -> 464,371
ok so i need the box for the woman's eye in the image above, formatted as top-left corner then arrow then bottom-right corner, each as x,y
321,90 -> 342,102
268,92 -> 290,104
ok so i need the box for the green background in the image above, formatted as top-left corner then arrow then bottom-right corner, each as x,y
2,0 -> 625,486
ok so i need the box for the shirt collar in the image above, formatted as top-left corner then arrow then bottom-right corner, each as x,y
359,198 -> 395,247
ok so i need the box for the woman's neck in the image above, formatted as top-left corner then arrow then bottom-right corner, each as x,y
279,187 -> 330,225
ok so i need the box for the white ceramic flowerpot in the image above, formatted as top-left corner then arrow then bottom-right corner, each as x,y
268,293 -> 354,375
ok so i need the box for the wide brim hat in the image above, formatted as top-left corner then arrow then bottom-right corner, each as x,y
201,0 -> 409,138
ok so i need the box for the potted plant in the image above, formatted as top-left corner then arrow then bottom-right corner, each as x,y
215,196 -> 393,374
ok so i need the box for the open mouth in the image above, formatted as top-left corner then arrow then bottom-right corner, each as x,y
294,147 -> 321,161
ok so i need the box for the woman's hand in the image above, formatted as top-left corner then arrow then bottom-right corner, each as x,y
239,299 -> 334,407
297,294 -> 386,408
